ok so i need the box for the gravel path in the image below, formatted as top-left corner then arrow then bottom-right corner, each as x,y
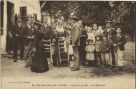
1,42 -> 135,89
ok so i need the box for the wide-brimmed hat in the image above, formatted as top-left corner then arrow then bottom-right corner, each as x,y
69,13 -> 78,19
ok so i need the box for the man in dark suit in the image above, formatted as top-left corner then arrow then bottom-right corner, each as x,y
12,22 -> 20,62
12,19 -> 26,62
70,15 -> 82,71
104,21 -> 117,66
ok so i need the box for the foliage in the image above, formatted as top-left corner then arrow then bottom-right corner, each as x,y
42,1 -> 135,40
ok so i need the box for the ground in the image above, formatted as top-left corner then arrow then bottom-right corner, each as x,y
1,42 -> 135,89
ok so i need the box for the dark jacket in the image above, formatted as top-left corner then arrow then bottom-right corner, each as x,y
12,25 -> 27,41
11,25 -> 18,39
71,22 -> 82,46
103,27 -> 116,44
101,39 -> 111,53
26,25 -> 34,37
115,34 -> 126,51
80,29 -> 87,46
18,26 -> 27,39
40,24 -> 52,40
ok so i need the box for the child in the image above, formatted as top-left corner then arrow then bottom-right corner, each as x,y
101,34 -> 111,66
115,28 -> 126,66
85,40 -> 95,65
56,21 -> 65,36
92,23 -> 98,36
97,26 -> 104,35
94,35 -> 102,66
87,27 -> 95,43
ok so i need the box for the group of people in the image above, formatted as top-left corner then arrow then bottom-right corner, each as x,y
11,17 -> 52,72
9,13 -> 126,73
79,22 -> 126,68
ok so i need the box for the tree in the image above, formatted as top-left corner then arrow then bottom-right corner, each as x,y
41,1 -> 135,40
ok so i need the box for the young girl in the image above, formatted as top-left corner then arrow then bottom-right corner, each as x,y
85,40 -> 95,62
97,26 -> 104,35
55,21 -> 65,36
87,27 -> 95,43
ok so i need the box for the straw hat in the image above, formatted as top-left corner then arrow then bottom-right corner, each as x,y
69,12 -> 78,19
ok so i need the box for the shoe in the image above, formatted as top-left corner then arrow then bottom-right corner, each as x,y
100,65 -> 105,68
71,68 -> 80,71
12,56 -> 17,59
104,64 -> 111,68
21,57 -> 25,60
14,59 -> 17,62
70,67 -> 74,70
25,65 -> 30,68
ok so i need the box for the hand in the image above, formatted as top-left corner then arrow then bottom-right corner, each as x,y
9,32 -> 13,38
16,34 -> 19,37
117,42 -> 121,45
113,44 -> 117,47
72,44 -> 75,47
33,48 -> 36,52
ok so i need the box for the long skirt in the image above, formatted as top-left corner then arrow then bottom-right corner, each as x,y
31,52 -> 49,73
31,43 -> 49,73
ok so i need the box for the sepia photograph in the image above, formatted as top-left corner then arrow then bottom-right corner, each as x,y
0,0 -> 135,89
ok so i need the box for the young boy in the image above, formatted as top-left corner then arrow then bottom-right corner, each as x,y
115,27 -> 126,66
94,35 -> 102,66
101,34 -> 111,66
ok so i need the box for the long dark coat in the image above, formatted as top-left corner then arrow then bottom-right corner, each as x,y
31,26 -> 49,73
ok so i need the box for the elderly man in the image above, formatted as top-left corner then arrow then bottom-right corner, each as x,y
69,15 -> 82,71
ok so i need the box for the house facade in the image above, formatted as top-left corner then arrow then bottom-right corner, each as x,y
1,0 -> 41,53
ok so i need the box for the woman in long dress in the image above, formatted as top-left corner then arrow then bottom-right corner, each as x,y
31,21 -> 49,73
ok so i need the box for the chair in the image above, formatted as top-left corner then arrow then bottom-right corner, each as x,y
57,37 -> 70,66
42,39 -> 53,66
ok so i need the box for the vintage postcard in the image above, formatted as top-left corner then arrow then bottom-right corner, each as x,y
0,0 -> 135,89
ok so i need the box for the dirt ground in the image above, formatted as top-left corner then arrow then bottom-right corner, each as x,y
1,42 -> 135,89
